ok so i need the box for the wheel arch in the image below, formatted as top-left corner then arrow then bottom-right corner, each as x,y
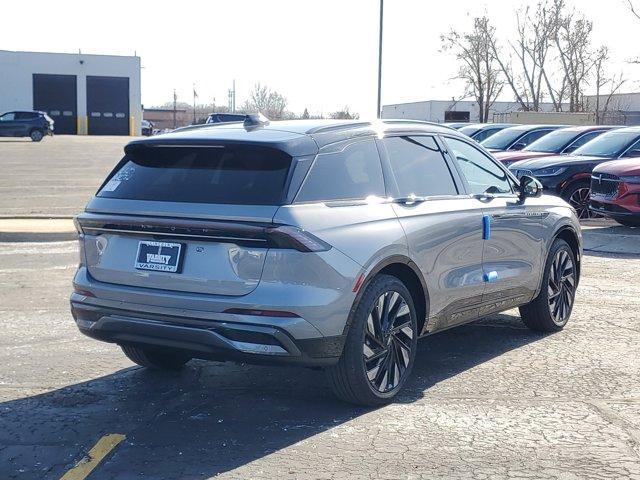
345,255 -> 430,336
552,225 -> 582,285
560,174 -> 590,198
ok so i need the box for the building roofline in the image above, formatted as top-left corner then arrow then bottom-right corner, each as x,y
0,49 -> 139,59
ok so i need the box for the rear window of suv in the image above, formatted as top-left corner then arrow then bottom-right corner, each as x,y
97,145 -> 292,205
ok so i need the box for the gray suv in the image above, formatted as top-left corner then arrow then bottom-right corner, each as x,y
71,118 -> 582,406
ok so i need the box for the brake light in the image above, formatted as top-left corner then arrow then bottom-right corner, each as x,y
265,225 -> 331,252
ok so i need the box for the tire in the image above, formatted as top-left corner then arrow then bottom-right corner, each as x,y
121,345 -> 191,370
562,181 -> 596,220
520,238 -> 577,332
327,274 -> 418,406
29,129 -> 44,142
615,217 -> 640,228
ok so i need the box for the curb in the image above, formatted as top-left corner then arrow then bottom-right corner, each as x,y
0,218 -> 76,243
0,232 -> 78,243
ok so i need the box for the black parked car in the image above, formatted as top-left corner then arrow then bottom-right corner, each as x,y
0,110 -> 54,141
508,126 -> 640,219
481,124 -> 565,152
458,123 -> 516,142
206,113 -> 248,124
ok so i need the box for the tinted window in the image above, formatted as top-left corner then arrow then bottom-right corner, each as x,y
98,145 -> 292,205
524,129 -> 578,153
481,127 -> 529,149
566,131 -> 602,151
458,125 -> 481,137
514,129 -> 553,149
0,113 -> 16,121
622,138 -> 640,157
573,131 -> 640,158
15,112 -> 37,120
472,128 -> 500,142
446,137 -> 512,195
382,136 -> 457,197
296,139 -> 384,202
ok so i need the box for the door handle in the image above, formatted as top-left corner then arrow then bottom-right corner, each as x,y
394,195 -> 426,205
473,193 -> 495,202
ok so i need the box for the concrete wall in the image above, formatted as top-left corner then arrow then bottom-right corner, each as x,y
382,100 -> 563,123
0,50 -> 141,135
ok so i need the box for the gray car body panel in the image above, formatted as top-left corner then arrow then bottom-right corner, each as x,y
71,119 -> 582,365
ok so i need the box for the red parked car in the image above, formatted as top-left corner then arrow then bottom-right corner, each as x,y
590,158 -> 640,227
494,126 -> 617,167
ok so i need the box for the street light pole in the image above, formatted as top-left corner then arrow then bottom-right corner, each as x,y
377,0 -> 384,119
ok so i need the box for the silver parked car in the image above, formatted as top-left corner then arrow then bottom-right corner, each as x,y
71,117 -> 582,406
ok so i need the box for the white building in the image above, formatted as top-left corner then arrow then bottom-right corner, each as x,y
0,50 -> 141,135
381,99 -> 561,124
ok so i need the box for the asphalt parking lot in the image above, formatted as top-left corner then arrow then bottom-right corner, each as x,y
1,136 -> 639,479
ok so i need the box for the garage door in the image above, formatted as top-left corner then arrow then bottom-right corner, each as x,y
33,74 -> 77,135
87,76 -> 129,135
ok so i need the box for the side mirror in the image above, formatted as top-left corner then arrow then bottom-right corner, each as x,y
510,142 -> 527,151
519,175 -> 543,199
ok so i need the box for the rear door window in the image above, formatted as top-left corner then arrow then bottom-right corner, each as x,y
381,136 -> 458,197
97,145 -> 292,205
295,139 -> 385,202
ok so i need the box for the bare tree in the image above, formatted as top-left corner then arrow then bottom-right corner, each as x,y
551,0 -> 594,112
330,107 -> 359,120
624,0 -> 640,63
481,1 -> 558,111
239,83 -> 288,119
592,46 -> 627,124
441,17 -> 504,122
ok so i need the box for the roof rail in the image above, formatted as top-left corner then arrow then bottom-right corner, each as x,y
307,121 -> 372,134
382,119 -> 456,129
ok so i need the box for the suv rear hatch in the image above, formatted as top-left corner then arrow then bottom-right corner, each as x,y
78,139 -> 314,297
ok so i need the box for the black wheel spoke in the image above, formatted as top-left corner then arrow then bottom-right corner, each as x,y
548,249 -> 575,324
363,289 -> 415,394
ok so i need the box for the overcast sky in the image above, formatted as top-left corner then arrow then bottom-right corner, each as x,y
4,0 -> 640,118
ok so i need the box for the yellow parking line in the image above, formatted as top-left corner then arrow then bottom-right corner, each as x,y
60,433 -> 126,480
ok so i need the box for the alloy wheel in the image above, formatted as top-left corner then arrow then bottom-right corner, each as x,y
548,249 -> 576,325
568,187 -> 594,219
362,290 -> 414,393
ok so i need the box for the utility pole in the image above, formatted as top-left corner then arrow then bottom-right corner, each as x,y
377,0 -> 384,119
228,80 -> 236,113
173,89 -> 177,129
193,84 -> 197,124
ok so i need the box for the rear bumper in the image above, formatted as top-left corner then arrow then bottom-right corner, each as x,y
71,298 -> 344,366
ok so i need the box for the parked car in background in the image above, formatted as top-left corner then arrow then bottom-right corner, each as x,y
481,124 -> 565,153
141,119 -> 154,136
458,123 -> 516,142
590,158 -> 640,227
70,118 -> 582,406
206,113 -> 248,124
0,110 -> 54,141
442,122 -> 469,129
495,126 -> 618,167
509,126 -> 640,219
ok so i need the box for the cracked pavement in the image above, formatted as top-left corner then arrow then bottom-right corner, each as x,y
0,241 -> 638,479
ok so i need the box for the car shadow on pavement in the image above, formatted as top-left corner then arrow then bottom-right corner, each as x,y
0,312 -> 544,479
